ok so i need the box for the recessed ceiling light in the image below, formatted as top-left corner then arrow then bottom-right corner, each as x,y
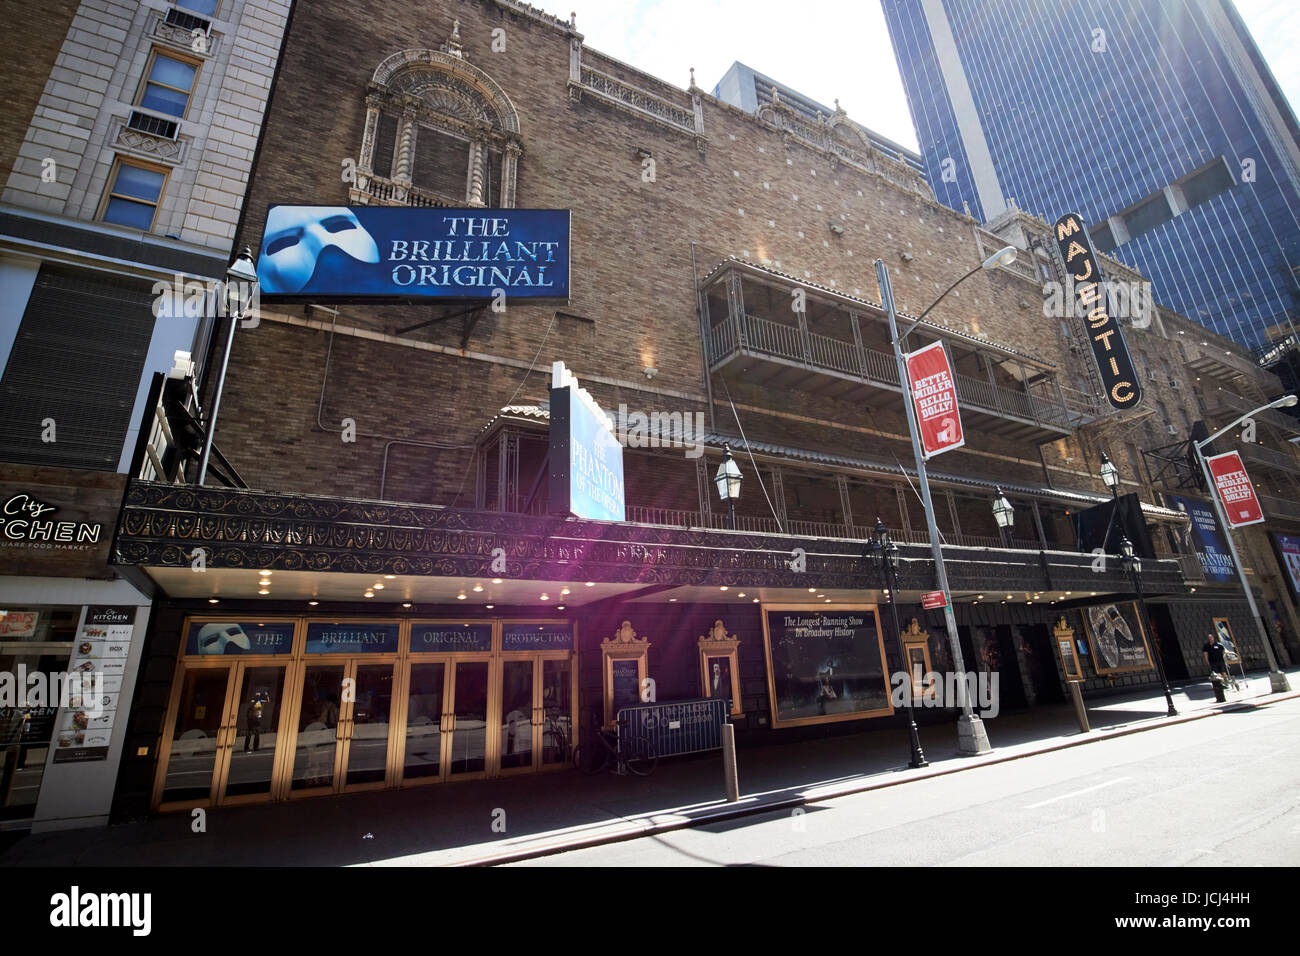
486,604 -> 494,609
472,584 -> 483,592
1006,594 -> 1013,599
817,594 -> 825,598
738,592 -> 746,597
260,570 -> 273,575
457,591 -> 467,600
258,578 -> 271,587
752,597 -> 760,603
373,583 -> 384,590
384,575 -> 396,580
720,586 -> 729,591
557,605 -> 566,610
669,597 -> 677,602
258,589 -> 270,595
402,602 -> 411,608
824,599 -> 831,603
364,590 -> 374,598
585,582 -> 595,587
540,593 -> 550,601
492,578 -> 503,584
308,600 -> 319,606
808,587 -> 816,593
208,597 -> 219,604
560,587 -> 571,595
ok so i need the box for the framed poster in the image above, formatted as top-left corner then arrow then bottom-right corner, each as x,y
1080,602 -> 1154,675
900,618 -> 933,698
697,619 -> 743,717
1210,618 -> 1241,664
1053,617 -> 1083,681
600,621 -> 650,729
760,605 -> 893,728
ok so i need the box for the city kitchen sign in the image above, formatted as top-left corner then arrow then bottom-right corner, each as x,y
256,205 -> 570,302
1053,212 -> 1142,410
0,468 -> 124,579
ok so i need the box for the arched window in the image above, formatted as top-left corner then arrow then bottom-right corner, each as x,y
353,45 -> 522,209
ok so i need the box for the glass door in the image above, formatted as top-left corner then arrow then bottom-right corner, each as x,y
400,662 -> 446,785
288,664 -> 345,795
158,666 -> 234,807
447,661 -> 489,777
540,657 -> 574,768
339,662 -> 396,791
218,664 -> 289,803
498,659 -> 535,772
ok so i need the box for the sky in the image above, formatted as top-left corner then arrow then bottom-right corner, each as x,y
565,0 -> 1300,155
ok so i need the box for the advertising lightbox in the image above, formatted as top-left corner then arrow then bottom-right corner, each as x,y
255,206 -> 570,302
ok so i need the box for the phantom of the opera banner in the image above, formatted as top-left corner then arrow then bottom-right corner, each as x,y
761,605 -> 893,727
1079,601 -> 1155,675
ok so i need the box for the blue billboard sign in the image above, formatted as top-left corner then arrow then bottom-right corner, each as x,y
548,363 -> 625,522
186,621 -> 295,656
501,622 -> 573,651
305,622 -> 401,654
411,623 -> 492,653
255,206 -> 570,301
1167,494 -> 1235,583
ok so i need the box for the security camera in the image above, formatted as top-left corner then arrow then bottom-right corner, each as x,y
644,366 -> 657,380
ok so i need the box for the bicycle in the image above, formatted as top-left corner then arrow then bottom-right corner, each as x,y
542,705 -> 573,764
571,718 -> 657,776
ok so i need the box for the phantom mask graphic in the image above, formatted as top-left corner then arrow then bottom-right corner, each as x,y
258,206 -> 380,293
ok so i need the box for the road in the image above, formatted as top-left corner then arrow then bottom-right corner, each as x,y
509,697 -> 1300,866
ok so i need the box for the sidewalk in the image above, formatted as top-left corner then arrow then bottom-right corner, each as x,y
3,669 -> 1297,867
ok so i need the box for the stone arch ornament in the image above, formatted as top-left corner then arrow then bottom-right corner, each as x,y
355,46 -> 523,207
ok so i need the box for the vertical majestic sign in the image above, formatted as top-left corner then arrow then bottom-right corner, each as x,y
548,361 -> 625,522
905,340 -> 964,458
1207,451 -> 1264,527
1053,212 -> 1141,410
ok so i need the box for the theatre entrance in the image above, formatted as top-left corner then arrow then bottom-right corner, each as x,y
152,618 -> 577,811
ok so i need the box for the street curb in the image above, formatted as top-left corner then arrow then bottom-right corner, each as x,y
449,688 -> 1300,867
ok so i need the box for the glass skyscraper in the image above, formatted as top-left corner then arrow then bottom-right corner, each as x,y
881,0 -> 1300,351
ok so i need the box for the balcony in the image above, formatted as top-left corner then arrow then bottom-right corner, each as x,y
704,295 -> 1093,444
1236,441 -> 1300,478
1203,387 -> 1300,437
351,173 -> 461,208
1258,493 -> 1300,522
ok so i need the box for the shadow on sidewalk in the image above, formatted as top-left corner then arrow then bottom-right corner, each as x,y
0,671 -> 1291,867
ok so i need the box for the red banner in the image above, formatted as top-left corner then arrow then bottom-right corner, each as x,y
1207,451 -> 1264,527
905,341 -> 964,458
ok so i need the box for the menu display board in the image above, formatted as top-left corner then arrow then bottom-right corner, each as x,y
52,606 -> 135,764
761,606 -> 892,727
1079,602 -> 1154,675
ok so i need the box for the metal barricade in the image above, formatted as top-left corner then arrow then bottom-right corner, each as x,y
616,697 -> 730,758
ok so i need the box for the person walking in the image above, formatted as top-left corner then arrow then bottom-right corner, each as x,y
1203,631 -> 1230,703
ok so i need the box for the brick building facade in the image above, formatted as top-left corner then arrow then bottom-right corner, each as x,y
103,0 -> 1300,820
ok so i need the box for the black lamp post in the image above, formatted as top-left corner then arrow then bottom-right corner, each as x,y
992,487 -> 1014,549
866,516 -> 928,768
198,246 -> 258,485
1118,535 -> 1178,717
714,444 -> 743,530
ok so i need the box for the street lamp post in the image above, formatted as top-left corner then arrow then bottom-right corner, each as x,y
714,444 -> 743,530
992,487 -> 1015,549
1099,452 -> 1120,498
1192,395 -> 1296,693
873,250 -> 1013,755
1118,535 -> 1178,716
198,246 -> 257,485
867,517 -> 928,768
